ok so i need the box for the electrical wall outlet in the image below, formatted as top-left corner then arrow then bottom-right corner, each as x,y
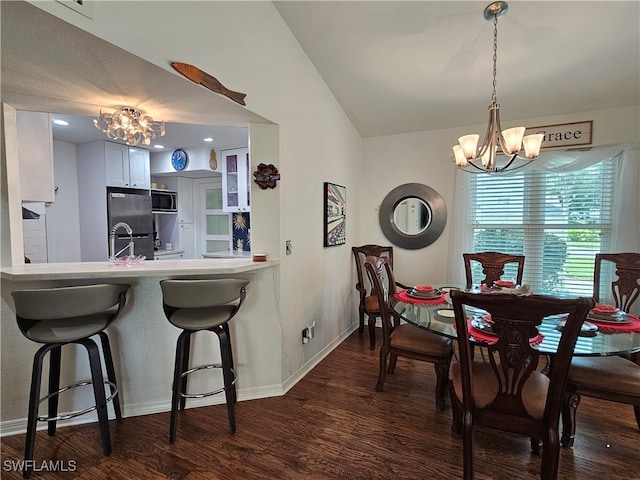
302,321 -> 316,344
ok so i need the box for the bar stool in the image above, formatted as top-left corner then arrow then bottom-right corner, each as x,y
160,278 -> 249,443
11,283 -> 130,478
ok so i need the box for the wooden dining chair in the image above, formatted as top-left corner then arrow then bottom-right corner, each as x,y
561,252 -> 640,448
352,245 -> 407,350
463,251 -> 525,288
364,256 -> 453,410
449,290 -> 594,480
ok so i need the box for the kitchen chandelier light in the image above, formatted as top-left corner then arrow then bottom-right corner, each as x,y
94,106 -> 165,146
452,1 -> 543,173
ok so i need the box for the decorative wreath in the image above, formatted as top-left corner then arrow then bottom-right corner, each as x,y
253,163 -> 281,189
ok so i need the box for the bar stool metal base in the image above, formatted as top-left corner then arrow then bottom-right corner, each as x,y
177,364 -> 237,399
36,380 -> 119,422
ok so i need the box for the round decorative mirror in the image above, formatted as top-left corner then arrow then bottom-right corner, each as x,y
379,183 -> 447,249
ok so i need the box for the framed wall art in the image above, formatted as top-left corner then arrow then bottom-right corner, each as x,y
323,182 -> 346,247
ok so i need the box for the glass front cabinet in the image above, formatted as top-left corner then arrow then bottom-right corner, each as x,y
221,147 -> 250,212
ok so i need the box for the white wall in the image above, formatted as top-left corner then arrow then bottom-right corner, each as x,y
361,105 -> 640,287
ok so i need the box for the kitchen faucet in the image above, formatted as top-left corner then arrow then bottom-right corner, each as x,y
109,222 -> 134,259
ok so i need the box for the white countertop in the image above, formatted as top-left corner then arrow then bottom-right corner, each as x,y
1,257 -> 279,281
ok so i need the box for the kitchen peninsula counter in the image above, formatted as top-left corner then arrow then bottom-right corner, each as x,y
1,257 -> 279,281
1,256 -> 282,435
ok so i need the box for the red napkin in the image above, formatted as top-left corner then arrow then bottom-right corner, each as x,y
393,290 -> 447,305
453,318 -> 544,346
589,314 -> 640,334
592,303 -> 618,315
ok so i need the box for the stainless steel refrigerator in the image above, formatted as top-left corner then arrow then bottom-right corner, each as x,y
107,191 -> 154,260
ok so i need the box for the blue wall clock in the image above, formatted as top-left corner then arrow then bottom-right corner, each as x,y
171,149 -> 188,171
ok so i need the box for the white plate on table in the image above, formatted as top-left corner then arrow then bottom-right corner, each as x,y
586,311 -> 630,324
556,319 -> 598,336
471,316 -> 493,333
434,308 -> 456,324
439,287 -> 456,293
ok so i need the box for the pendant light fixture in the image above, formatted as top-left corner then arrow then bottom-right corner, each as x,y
452,2 -> 544,173
94,106 -> 165,146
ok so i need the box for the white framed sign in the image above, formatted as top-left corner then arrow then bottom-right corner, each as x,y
525,121 -> 593,149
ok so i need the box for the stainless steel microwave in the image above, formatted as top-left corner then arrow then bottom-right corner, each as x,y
151,190 -> 178,212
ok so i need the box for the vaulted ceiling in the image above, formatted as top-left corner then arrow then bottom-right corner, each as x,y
2,1 -> 638,145
274,1 -> 640,137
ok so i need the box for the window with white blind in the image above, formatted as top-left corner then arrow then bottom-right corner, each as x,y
467,158 -> 617,295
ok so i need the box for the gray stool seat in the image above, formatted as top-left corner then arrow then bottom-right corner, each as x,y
160,278 -> 249,443
23,313 -> 114,343
12,283 -> 129,478
167,305 -> 237,330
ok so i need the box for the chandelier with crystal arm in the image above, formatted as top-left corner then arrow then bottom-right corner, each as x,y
94,106 -> 165,146
452,1 -> 543,173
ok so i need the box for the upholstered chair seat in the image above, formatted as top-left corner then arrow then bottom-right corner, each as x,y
568,356 -> 640,397
451,362 -> 550,420
391,324 -> 453,357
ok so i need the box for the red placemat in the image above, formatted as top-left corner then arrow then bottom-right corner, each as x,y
394,290 -> 447,305
453,318 -> 544,346
590,314 -> 640,334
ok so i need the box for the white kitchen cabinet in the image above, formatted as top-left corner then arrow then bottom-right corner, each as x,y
104,142 -> 128,188
105,142 -> 150,189
176,177 -> 194,224
176,177 -> 195,258
128,147 -> 151,189
178,223 -> 195,259
17,111 -> 55,202
221,148 -> 250,212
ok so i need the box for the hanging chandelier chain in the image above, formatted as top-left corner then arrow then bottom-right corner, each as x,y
451,1 -> 545,173
491,13 -> 498,104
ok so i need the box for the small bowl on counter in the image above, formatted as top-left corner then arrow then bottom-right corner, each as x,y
108,255 -> 146,267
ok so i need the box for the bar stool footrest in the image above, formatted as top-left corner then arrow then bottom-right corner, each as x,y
37,380 -> 118,422
178,364 -> 237,399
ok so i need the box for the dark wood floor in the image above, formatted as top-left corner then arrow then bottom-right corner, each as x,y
2,329 -> 639,479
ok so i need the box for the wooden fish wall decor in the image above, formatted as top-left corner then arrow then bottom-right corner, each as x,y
171,62 -> 247,106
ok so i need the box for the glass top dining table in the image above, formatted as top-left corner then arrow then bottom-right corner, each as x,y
390,286 -> 640,357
